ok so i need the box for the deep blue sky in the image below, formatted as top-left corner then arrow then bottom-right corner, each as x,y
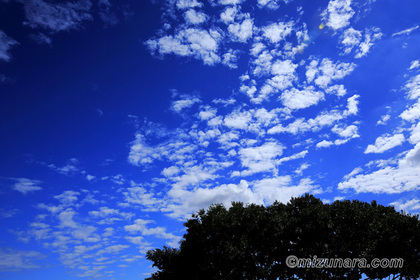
1,0 -> 420,278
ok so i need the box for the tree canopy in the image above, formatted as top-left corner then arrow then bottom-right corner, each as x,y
145,194 -> 420,280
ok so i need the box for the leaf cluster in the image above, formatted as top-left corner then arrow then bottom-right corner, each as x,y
146,194 -> 420,280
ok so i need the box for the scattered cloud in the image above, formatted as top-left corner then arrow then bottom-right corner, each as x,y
125,219 -> 181,248
0,30 -> 18,62
322,0 -> 355,30
280,87 -> 324,110
171,94 -> 201,113
228,18 -> 254,42
0,249 -> 44,271
391,198 -> 420,214
365,133 -> 405,154
146,28 -> 222,65
340,143 -> 420,194
409,60 -> 420,70
262,21 -> 294,43
12,178 -> 42,194
22,0 -> 93,32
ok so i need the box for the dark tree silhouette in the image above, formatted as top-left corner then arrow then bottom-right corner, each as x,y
145,194 -> 420,280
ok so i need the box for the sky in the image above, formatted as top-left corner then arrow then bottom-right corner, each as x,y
0,0 -> 420,278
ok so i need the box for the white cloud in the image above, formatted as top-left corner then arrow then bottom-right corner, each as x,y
339,164 -> 420,194
54,190 -> 80,205
268,95 -> 359,135
224,110 -> 253,130
146,28 -> 222,65
392,25 -> 419,37
409,122 -> 420,144
198,106 -> 217,120
220,6 -> 238,24
322,0 -> 355,30
159,176 -> 320,219
354,28 -> 383,58
278,150 -> 308,164
404,74 -> 420,100
257,0 -> 291,10
400,102 -> 420,122
262,21 -> 294,43
89,207 -> 134,224
326,84 -> 347,96
171,165 -> 218,188
176,0 -> 203,9
251,50 -> 273,76
163,180 -> 262,219
184,9 -> 207,25
0,30 -> 18,62
409,60 -> 420,70
365,133 -> 405,154
316,140 -> 334,148
124,219 -> 181,247
0,249 -> 44,271
340,27 -> 383,58
306,58 -> 356,88
238,142 -> 284,176
280,87 -> 324,110
340,143 -> 420,194
377,114 -> 390,125
340,28 -> 362,54
86,174 -> 96,181
23,0 -> 93,32
218,0 -> 244,5
222,49 -> 239,69
12,178 -> 42,194
267,59 -> 298,91
391,198 -> 420,214
332,124 -> 359,139
171,95 -> 201,113
228,18 -> 254,42
123,185 -> 163,208
162,166 -> 180,177
252,177 -> 320,204
316,125 -> 359,149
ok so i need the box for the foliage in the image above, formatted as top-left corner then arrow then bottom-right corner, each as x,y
145,194 -> 420,280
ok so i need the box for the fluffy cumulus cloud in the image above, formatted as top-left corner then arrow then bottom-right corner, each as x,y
391,198 -> 420,213
257,0 -> 292,10
306,58 -> 356,88
262,21 -> 294,43
176,0 -> 203,10
340,27 -> 383,58
228,18 -> 254,42
184,9 -> 207,25
237,142 -> 284,176
322,0 -> 355,30
146,28 -> 222,65
400,74 -> 420,122
364,133 -> 405,154
280,87 -> 324,110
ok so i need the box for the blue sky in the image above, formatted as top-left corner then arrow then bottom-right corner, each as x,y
0,0 -> 420,278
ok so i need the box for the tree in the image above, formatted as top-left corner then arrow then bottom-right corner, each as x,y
145,194 -> 420,280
